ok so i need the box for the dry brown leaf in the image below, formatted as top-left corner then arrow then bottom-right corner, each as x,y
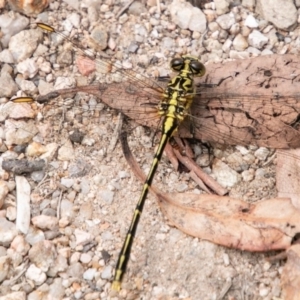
157,193 -> 300,251
281,244 -> 300,300
277,149 -> 300,210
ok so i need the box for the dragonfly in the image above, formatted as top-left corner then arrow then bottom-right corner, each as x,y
8,23 -> 300,291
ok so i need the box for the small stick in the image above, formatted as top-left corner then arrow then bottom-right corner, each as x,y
173,148 -> 228,196
116,0 -> 135,18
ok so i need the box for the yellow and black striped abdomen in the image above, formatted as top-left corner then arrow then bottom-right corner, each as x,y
112,55 -> 206,291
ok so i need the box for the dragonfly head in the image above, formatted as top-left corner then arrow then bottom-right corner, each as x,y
170,55 -> 206,77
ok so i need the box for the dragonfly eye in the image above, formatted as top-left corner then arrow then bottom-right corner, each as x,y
189,60 -> 206,76
170,58 -> 184,71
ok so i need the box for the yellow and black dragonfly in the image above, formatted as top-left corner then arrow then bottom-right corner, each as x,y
7,23 -> 300,291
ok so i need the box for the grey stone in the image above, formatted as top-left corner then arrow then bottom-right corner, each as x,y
256,0 -> 297,30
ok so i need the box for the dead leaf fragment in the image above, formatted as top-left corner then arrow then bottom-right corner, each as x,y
277,149 -> 300,210
281,244 -> 300,300
157,193 -> 300,252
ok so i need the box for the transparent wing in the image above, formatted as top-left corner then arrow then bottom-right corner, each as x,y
35,23 -> 165,101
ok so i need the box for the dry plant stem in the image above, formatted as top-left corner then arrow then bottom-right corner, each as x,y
266,252 -> 287,263
189,170 -> 212,194
164,143 -> 179,171
173,136 -> 194,158
173,147 -> 228,195
116,0 -> 135,18
162,141 -> 217,194
217,278 -> 232,300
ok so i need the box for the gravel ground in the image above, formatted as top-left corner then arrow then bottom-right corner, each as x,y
0,0 -> 299,299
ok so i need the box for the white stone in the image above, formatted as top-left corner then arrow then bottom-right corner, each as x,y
242,0 -> 255,10
244,14 -> 258,28
4,119 -> 38,146
28,240 -> 56,272
1,102 -> 35,121
101,265 -> 113,279
47,278 -> 65,299
58,141 -> 74,161
0,67 -> 18,97
235,146 -> 249,155
254,147 -> 270,161
0,49 -> 14,63
256,0 -> 297,30
216,12 -> 235,30
67,12 -> 81,28
261,49 -> 273,55
83,268 -> 97,280
98,190 -> 114,204
0,291 -> 26,300
74,229 -> 93,246
247,47 -> 261,55
70,252 -> 81,264
169,0 -> 207,33
259,286 -> 270,297
0,180 -> 8,209
80,253 -> 92,264
232,34 -> 248,51
214,0 -> 229,15
255,168 -> 266,178
0,256 -> 10,282
9,29 -> 43,62
188,7 -> 207,32
18,79 -> 37,93
59,216 -> 71,228
60,178 -> 74,188
248,30 -> 268,49
0,13 -> 29,46
60,200 -> 74,219
26,141 -> 47,157
47,255 -> 68,277
25,264 -> 47,285
54,76 -> 76,90
222,39 -> 232,52
11,235 -> 30,256
31,215 -> 59,230
6,206 -> 16,221
0,218 -> 17,247
212,160 -> 240,188
63,0 -> 79,10
223,253 -> 230,266
242,169 -> 255,182
229,50 -> 250,59
40,143 -> 59,161
16,58 -> 38,79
